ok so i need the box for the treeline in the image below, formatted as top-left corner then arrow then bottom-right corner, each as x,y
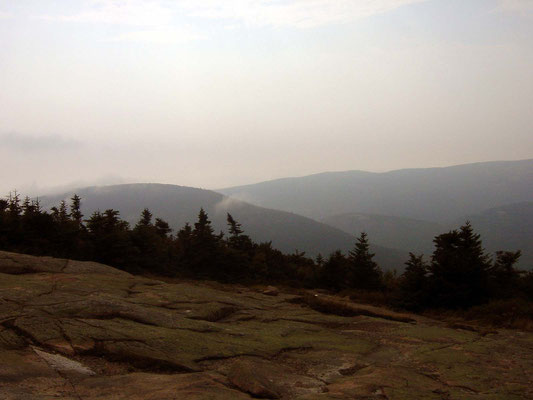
1,192 -> 532,313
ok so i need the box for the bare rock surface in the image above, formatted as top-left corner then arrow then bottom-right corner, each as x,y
0,250 -> 532,399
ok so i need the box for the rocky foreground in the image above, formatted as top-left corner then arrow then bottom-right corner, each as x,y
0,251 -> 532,399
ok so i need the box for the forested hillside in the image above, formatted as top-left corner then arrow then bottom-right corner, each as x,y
1,191 -> 532,317
39,184 -> 406,269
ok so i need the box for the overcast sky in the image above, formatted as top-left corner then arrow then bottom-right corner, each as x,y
1,0 -> 532,195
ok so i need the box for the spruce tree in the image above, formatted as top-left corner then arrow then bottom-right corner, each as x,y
226,213 -> 253,252
137,208 -> 153,227
348,232 -> 382,290
489,250 -> 522,298
396,253 -> 429,311
189,209 -> 219,278
320,250 -> 350,291
429,222 -> 490,309
227,213 -> 243,236
154,218 -> 171,237
69,195 -> 83,228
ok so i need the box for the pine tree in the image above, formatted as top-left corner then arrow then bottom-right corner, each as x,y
51,200 -> 69,224
194,208 -> 214,239
227,213 -> 243,236
154,218 -> 171,237
396,253 -> 429,311
429,222 -> 490,309
348,232 -> 382,290
320,250 -> 350,291
188,209 -> 220,278
86,209 -> 133,269
137,208 -> 153,227
69,195 -> 83,228
226,213 -> 253,252
7,191 -> 21,218
489,250 -> 522,298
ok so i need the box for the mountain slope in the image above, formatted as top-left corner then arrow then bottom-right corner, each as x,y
322,213 -> 444,256
219,159 -> 533,222
462,202 -> 533,269
40,184 -> 406,270
323,204 -> 533,270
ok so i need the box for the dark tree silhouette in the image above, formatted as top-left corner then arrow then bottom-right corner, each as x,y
348,232 -> 382,290
320,250 -> 350,291
396,253 -> 429,311
429,222 -> 490,309
489,250 -> 522,298
70,195 -> 83,228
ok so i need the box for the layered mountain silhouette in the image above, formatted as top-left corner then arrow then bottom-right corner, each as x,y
462,202 -> 533,268
220,159 -> 533,269
38,159 -> 532,271
219,159 -> 533,222
40,184 -> 407,270
322,205 -> 533,269
321,213 -> 443,256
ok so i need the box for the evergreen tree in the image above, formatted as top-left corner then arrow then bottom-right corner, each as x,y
51,200 -> 69,224
489,250 -> 522,298
154,218 -> 171,238
348,232 -> 382,290
227,213 -> 243,236
131,209 -> 171,274
22,196 -> 33,216
226,213 -> 253,252
194,208 -> 214,239
187,209 -> 220,278
396,253 -> 429,311
69,195 -> 83,228
136,208 -> 153,227
86,209 -> 134,270
320,250 -> 350,291
429,222 -> 490,309
7,191 -> 22,221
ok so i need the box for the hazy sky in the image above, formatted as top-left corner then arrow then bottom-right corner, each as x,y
1,0 -> 532,195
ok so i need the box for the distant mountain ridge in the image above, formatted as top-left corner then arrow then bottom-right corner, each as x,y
219,159 -> 533,269
39,184 -> 407,271
322,204 -> 533,269
321,213 -> 443,256
219,159 -> 533,222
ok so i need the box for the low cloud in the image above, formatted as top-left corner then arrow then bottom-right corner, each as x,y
25,175 -> 130,197
1,132 -> 82,151
0,12 -> 13,19
214,196 -> 246,215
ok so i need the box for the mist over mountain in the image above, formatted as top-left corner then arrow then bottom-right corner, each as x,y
220,159 -> 533,222
39,184 -> 406,270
